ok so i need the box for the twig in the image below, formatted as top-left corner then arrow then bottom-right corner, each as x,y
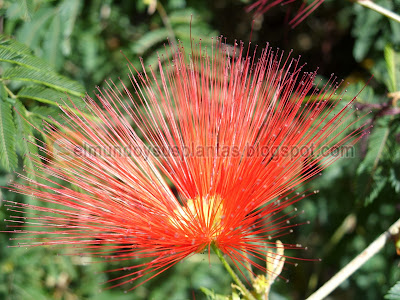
306,218 -> 400,300
356,0 -> 400,23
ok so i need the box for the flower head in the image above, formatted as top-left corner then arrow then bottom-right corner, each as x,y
5,37 -> 366,290
247,0 -> 325,28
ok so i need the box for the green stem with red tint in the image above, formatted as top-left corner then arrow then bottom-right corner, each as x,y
211,243 -> 257,300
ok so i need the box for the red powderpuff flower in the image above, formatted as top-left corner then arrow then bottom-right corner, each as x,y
247,0 -> 325,28
4,37 -> 367,291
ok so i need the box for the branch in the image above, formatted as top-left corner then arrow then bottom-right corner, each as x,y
306,218 -> 400,300
356,0 -> 400,23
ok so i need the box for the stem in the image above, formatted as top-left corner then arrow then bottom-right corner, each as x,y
156,2 -> 177,46
211,244 -> 256,300
356,0 -> 400,23
1,82 -> 17,99
306,218 -> 400,300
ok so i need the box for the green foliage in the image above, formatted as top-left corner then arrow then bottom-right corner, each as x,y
17,86 -> 85,108
0,34 -> 85,174
131,9 -> 218,68
6,0 -> 80,71
385,44 -> 400,93
0,240 -> 106,299
201,287 -> 231,300
132,28 -> 170,55
354,43 -> 400,205
386,281 -> 400,300
0,40 -> 53,71
352,0 -> 400,62
5,0 -> 35,21
13,99 -> 38,178
357,118 -> 389,204
0,84 -> 17,172
3,67 -> 84,97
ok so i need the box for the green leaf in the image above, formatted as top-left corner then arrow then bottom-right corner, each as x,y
19,0 -> 34,21
0,35 -> 33,55
80,32 -> 99,72
43,15 -> 63,69
356,115 -> 400,204
30,106 -> 62,123
3,67 -> 85,97
389,167 -> 400,193
200,287 -> 229,300
385,281 -> 400,300
169,9 -> 199,24
60,0 -> 82,56
5,0 -> 34,21
17,86 -> 85,110
344,82 -> 377,104
131,28 -> 169,55
365,173 -> 387,204
384,44 -> 400,93
13,99 -> 38,178
175,25 -> 216,45
16,7 -> 55,49
358,123 -> 390,176
352,5 -> 382,62
28,106 -> 61,134
0,40 -> 55,72
168,0 -> 186,10
0,83 -> 18,172
30,105 -> 60,116
356,121 -> 390,204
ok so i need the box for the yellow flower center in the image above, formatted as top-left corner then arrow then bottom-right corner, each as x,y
173,195 -> 224,245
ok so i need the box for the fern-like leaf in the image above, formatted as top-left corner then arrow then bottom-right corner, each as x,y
356,122 -> 390,205
43,15 -> 63,69
16,7 -> 55,48
5,0 -> 34,21
18,85 -> 85,110
131,28 -> 169,55
3,67 -> 85,97
0,84 -> 18,172
386,281 -> 400,300
358,126 -> 389,175
60,0 -> 81,55
13,100 -> 38,179
0,35 -> 33,54
384,44 -> 400,93
389,167 -> 400,193
30,106 -> 62,120
0,45 -> 54,72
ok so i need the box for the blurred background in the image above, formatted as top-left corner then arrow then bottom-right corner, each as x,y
0,0 -> 399,299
